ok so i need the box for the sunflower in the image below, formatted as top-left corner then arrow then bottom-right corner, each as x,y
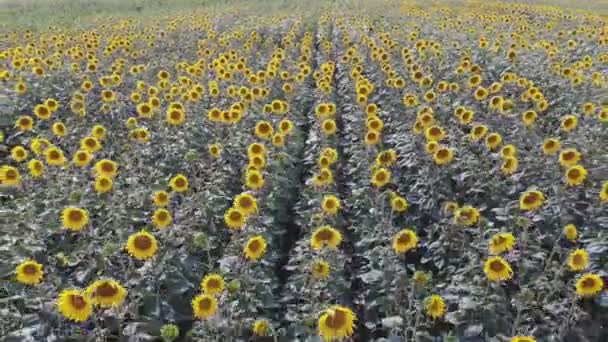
565,165 -> 587,186
563,224 -> 578,242
248,143 -> 266,158
319,119 -> 337,136
500,145 -> 517,158
474,86 -> 489,100
169,173 -> 189,192
253,319 -> 271,336
311,225 -> 342,250
391,196 -> 408,213
126,230 -> 158,260
425,125 -> 446,141
371,168 -> 391,188
62,207 -> 89,231
519,190 -> 545,211
73,150 -> 93,167
376,149 -> 397,167
244,235 -> 267,261
15,260 -> 43,285
94,159 -> 117,178
255,121 -> 273,139
245,169 -> 264,190
470,124 -> 488,141
137,102 -> 154,118
86,279 -> 127,307
279,119 -> 294,135
94,176 -> 113,194
57,289 -> 92,322
364,130 -> 381,145
601,181 -> 608,201
91,125 -> 107,140
224,207 -> 247,230
80,136 -> 102,153
454,205 -> 479,226
392,229 -> 418,254
152,208 -> 172,229
542,138 -> 561,155
318,305 -> 356,341
561,115 -> 578,132
11,146 -> 28,162
45,146 -> 66,166
567,249 -> 589,272
489,232 -> 516,254
311,259 -> 330,279
522,110 -> 537,127
166,108 -> 186,126
321,195 -> 341,216
234,193 -> 258,215
192,293 -> 218,319
101,89 -> 116,102
510,336 -> 536,342
575,273 -> 604,297
15,115 -> 33,131
425,295 -> 446,319
425,141 -> 439,154
485,133 -> 502,151
28,159 -> 44,178
51,122 -> 67,137
201,274 -> 225,295
367,117 -> 384,132
153,191 -> 170,207
208,144 -> 222,158
559,149 -> 581,168
34,104 -> 51,120
501,156 -> 518,175
433,146 -> 454,165
458,110 -> 474,125
0,165 -> 21,187
484,256 -> 513,282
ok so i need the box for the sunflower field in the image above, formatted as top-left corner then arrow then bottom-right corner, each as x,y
1,0 -> 607,341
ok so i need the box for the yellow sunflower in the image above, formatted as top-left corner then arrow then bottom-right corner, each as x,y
28,159 -> 45,178
376,149 -> 396,167
169,173 -> 189,192
201,274 -> 225,296
311,259 -> 330,279
601,181 -> 608,201
559,149 -> 581,168
166,108 -> 186,126
94,176 -> 113,194
489,232 -> 516,254
542,138 -> 561,155
15,260 -> 44,285
245,169 -> 264,190
484,256 -> 513,282
11,145 -> 28,162
15,115 -> 34,131
321,195 -> 340,216
510,336 -> 536,342
34,104 -> 52,120
564,224 -> 578,242
80,136 -> 102,153
364,130 -> 381,145
318,305 -> 356,341
244,235 -> 267,261
521,110 -> 537,127
575,273 -> 604,297
561,115 -> 578,132
152,208 -> 172,229
126,230 -> 158,260
391,196 -> 408,213
567,249 -> 589,272
454,206 -> 479,226
0,165 -> 21,187
279,119 -> 294,135
501,157 -> 518,175
73,150 -> 93,167
234,193 -> 258,216
86,279 -> 127,307
321,119 -> 337,136
519,190 -> 545,211
371,168 -> 391,188
500,144 -> 517,158
564,165 -> 587,187
255,121 -> 274,139
224,207 -> 247,230
425,125 -> 446,142
425,294 -> 446,319
433,146 -> 454,165
192,293 -> 218,319
137,102 -> 154,118
253,319 -> 271,336
94,159 -> 118,178
153,191 -> 170,207
392,229 -> 418,254
469,124 -> 488,141
57,289 -> 92,322
208,144 -> 222,158
51,122 -> 67,137
62,207 -> 89,231
485,133 -> 503,151
311,225 -> 342,250
45,146 -> 66,166
91,125 -> 107,140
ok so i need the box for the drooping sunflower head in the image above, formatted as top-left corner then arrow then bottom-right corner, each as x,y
489,232 -> 516,255
501,156 -> 518,175
391,196 -> 408,213
16,260 -> 44,285
392,229 -> 418,254
192,293 -> 218,320
234,193 -> 258,215
563,224 -> 578,242
224,207 -> 247,230
201,273 -> 225,296
484,256 -> 513,282
522,110 -> 537,127
500,144 -> 517,158
253,319 -> 271,336
519,190 -> 545,211
485,132 -> 503,150
45,146 -> 66,166
255,120 -> 274,139
126,230 -> 158,260
470,124 -> 488,141
371,168 -> 391,188
94,176 -> 113,194
564,165 -> 587,187
311,225 -> 342,250
558,149 -> 581,168
567,249 -> 589,272
542,138 -> 561,155
601,181 -> 608,202
94,159 -> 118,178
57,289 -> 92,322
311,259 -> 330,279
80,136 -> 102,153
86,279 -> 127,308
561,115 -> 578,132
62,207 -> 89,231
425,294 -> 446,319
575,273 -> 604,297
318,305 -> 356,341
244,235 -> 267,261
245,169 -> 264,190
321,195 -> 341,216
425,125 -> 445,142
208,143 -> 222,158
152,208 -> 172,229
169,173 -> 189,192
510,336 -> 536,342
454,205 -> 479,226
433,146 -> 454,166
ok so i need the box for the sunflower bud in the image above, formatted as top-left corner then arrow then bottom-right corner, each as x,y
69,191 -> 83,203
184,150 -> 198,162
413,271 -> 430,288
160,324 -> 180,341
102,242 -> 118,257
516,216 -> 530,228
227,279 -> 241,294
193,232 -> 208,250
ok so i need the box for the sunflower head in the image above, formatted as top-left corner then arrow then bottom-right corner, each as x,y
94,176 -> 113,194
371,168 -> 391,188
575,273 -> 604,297
245,170 -> 264,190
391,196 -> 408,213
311,259 -> 330,279
321,119 -> 337,136
433,146 -> 454,165
425,294 -> 446,319
519,190 -> 545,211
311,225 -> 342,250
321,195 -> 341,216
62,207 -> 89,231
152,208 -> 172,229
192,293 -> 218,319
201,273 -> 225,295
489,232 -> 516,254
565,165 -> 587,187
567,249 -> 589,272
318,305 -> 356,341
224,207 -> 247,230
126,230 -> 158,260
234,193 -> 258,215
253,319 -> 271,336
16,260 -> 44,285
558,149 -> 581,167
542,138 -> 561,155
392,229 -> 418,254
86,279 -> 127,307
153,191 -> 170,207
244,235 -> 267,261
57,289 -> 92,322
484,256 -> 513,282
94,159 -> 118,178
454,205 -> 479,226
169,173 -> 189,192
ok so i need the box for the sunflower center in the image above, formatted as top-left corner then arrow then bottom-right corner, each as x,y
317,229 -> 333,241
504,159 -> 513,168
39,107 -> 49,116
78,152 -> 88,161
170,111 -> 181,120
523,193 -> 538,205
86,139 -> 96,147
100,178 -> 110,186
581,278 -> 596,288
175,178 -> 186,188
375,172 -> 387,182
134,235 -> 152,250
397,233 -> 411,244
437,149 -> 449,159
69,210 -> 83,222
101,162 -> 114,173
430,127 -> 441,136
20,118 -> 30,126
572,254 -> 583,265
199,297 -> 212,310
489,260 -> 505,272
70,295 -> 87,310
326,309 -> 347,329
96,282 -> 118,297
23,264 -> 38,274
230,211 -> 242,221
568,169 -> 580,179
248,239 -> 261,252
563,152 -> 574,160
157,211 -> 168,221
206,278 -> 220,289
249,174 -> 260,183
325,200 -> 335,209
142,105 -> 150,113
49,150 -> 60,159
474,127 -> 484,135
239,197 -> 252,208
545,141 -> 555,149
